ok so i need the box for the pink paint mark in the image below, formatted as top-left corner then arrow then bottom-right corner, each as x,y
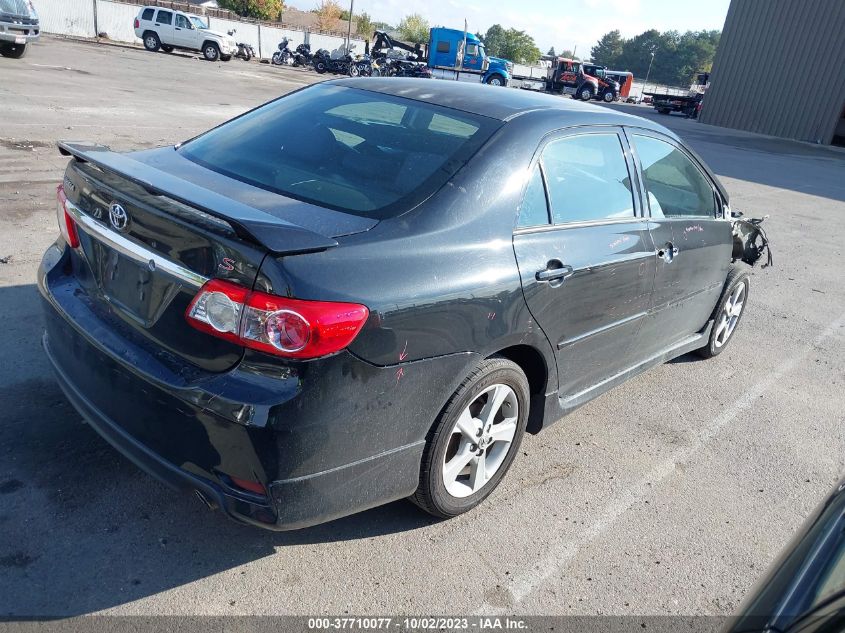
395,367 -> 405,384
608,234 -> 631,249
487,312 -> 496,320
683,224 -> 704,239
399,340 -> 408,362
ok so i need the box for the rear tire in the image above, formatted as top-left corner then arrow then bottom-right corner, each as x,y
603,91 -> 615,102
315,60 -> 327,74
202,42 -> 220,61
411,357 -> 529,519
0,42 -> 26,58
696,266 -> 750,359
143,31 -> 161,52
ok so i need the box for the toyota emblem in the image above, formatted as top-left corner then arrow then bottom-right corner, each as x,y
108,202 -> 129,232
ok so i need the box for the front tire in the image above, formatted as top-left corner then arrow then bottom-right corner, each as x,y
0,41 -> 26,58
203,42 -> 220,62
697,266 -> 750,358
411,357 -> 529,519
143,31 -> 161,52
485,73 -> 505,86
579,86 -> 593,101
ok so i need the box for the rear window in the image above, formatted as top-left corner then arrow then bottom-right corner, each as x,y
141,7 -> 154,20
179,84 -> 500,219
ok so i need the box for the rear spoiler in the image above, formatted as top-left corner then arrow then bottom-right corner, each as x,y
58,142 -> 339,255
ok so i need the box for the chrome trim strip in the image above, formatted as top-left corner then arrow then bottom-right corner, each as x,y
64,199 -> 208,289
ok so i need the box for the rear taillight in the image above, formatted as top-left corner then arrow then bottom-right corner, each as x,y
185,278 -> 369,359
134,18 -> 139,28
56,185 -> 80,248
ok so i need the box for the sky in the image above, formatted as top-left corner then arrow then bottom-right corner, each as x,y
286,0 -> 732,60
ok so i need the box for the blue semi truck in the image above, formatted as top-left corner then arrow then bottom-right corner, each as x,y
371,27 -> 513,85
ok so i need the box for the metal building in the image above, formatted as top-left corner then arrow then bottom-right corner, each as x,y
701,0 -> 845,146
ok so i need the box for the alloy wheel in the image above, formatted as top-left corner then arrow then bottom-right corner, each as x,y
441,383 -> 518,498
714,282 -> 746,348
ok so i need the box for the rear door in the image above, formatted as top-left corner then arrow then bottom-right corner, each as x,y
626,129 -> 732,356
153,9 -> 175,44
512,127 -> 656,401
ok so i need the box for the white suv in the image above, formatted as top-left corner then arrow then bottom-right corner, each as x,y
133,6 -> 236,62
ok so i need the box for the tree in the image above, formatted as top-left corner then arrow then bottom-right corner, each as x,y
480,24 -> 507,57
546,46 -> 556,57
590,30 -> 623,67
480,25 -> 540,63
219,0 -> 284,21
313,0 -> 341,32
499,28 -> 541,64
397,13 -> 430,44
356,11 -> 374,38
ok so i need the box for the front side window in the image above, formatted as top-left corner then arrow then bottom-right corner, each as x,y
179,84 -> 500,219
175,14 -> 189,28
541,133 -> 635,224
633,135 -> 716,218
141,7 -> 154,20
190,16 -> 208,29
156,9 -> 172,25
517,165 -> 549,228
466,43 -> 479,56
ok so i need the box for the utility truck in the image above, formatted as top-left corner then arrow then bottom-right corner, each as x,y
509,57 -> 621,102
370,28 -> 513,85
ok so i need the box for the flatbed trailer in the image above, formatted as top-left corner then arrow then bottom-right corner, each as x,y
644,92 -> 703,118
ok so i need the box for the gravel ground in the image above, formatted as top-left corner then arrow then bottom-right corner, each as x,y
0,36 -> 843,618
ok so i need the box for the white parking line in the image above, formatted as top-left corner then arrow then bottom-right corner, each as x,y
476,312 -> 845,613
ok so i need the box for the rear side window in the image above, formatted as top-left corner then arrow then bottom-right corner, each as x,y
179,84 -> 500,219
517,165 -> 549,228
633,135 -> 715,218
541,133 -> 635,224
156,9 -> 172,25
141,7 -> 154,20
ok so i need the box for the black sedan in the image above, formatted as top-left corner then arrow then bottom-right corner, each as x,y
40,78 -> 756,530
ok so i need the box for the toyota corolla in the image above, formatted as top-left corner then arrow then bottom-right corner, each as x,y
39,78 -> 764,530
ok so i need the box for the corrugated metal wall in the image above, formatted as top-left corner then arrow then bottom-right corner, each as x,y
701,0 -> 845,145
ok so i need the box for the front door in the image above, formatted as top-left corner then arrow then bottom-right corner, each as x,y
512,127 -> 656,401
173,13 -> 197,49
462,42 -> 482,72
626,130 -> 733,357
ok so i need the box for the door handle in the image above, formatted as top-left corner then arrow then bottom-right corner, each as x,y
536,263 -> 574,283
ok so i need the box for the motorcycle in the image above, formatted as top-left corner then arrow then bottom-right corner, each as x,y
373,55 -> 430,78
272,38 -> 293,65
227,29 -> 255,62
348,53 -> 372,77
312,47 -> 355,75
292,43 -> 313,67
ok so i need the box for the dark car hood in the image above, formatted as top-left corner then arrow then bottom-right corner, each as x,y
132,146 -> 379,239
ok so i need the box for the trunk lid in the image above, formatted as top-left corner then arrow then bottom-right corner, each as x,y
59,142 -> 371,373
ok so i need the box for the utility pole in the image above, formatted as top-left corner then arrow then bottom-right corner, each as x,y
643,51 -> 655,93
345,0 -> 354,53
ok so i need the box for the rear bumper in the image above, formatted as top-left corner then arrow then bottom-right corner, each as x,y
38,244 -> 471,529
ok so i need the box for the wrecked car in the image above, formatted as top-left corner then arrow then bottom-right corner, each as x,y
39,79 -> 770,530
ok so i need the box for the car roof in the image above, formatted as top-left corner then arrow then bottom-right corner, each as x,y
329,78 -> 673,134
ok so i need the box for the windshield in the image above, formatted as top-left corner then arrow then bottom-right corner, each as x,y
0,0 -> 33,16
179,84 -> 501,219
190,16 -> 208,29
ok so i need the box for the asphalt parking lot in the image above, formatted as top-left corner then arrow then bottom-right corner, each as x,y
1,36 -> 843,617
